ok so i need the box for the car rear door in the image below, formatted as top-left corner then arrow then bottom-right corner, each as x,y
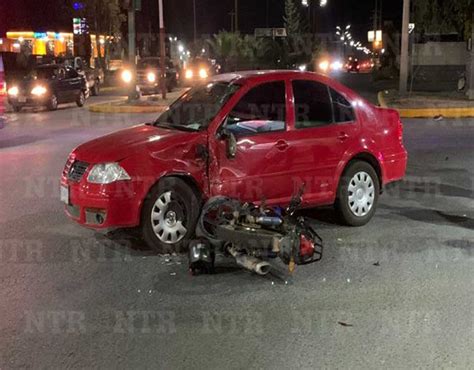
284,79 -> 360,204
209,79 -> 296,205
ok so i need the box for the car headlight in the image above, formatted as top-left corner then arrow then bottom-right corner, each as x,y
298,64 -> 307,72
199,69 -> 208,79
121,70 -> 133,83
331,61 -> 343,71
147,72 -> 156,83
8,86 -> 19,96
185,69 -> 193,79
318,61 -> 329,72
87,163 -> 131,184
31,85 -> 47,96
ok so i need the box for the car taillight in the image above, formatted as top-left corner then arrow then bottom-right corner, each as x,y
397,119 -> 404,144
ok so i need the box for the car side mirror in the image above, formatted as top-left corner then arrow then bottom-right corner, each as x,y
220,128 -> 237,159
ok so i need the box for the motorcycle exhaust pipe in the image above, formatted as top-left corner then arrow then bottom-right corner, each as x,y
227,246 -> 271,276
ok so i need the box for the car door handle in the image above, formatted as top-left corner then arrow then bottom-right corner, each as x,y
338,132 -> 350,141
275,140 -> 289,151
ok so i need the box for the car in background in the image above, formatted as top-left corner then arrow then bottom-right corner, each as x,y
62,70 -> 407,252
317,57 -> 344,75
7,64 -> 88,112
0,55 -> 5,128
182,57 -> 220,85
121,57 -> 178,95
56,57 -> 104,96
346,58 -> 360,73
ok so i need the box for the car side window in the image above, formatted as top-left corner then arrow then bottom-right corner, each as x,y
331,88 -> 355,123
55,68 -> 66,80
66,68 -> 79,79
226,81 -> 286,136
292,80 -> 333,129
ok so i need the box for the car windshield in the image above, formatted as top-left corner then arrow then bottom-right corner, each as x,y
154,82 -> 241,131
26,67 -> 57,80
138,59 -> 161,69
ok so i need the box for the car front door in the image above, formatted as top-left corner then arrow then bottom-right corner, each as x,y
209,79 -> 296,205
284,79 -> 360,205
64,67 -> 82,101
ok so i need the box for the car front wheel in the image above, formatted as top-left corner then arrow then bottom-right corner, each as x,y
335,161 -> 380,226
47,94 -> 58,111
141,177 -> 201,253
76,91 -> 86,107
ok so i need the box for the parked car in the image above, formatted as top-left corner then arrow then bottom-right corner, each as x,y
121,57 -> 178,95
0,55 -> 5,127
56,57 -> 104,96
346,58 -> 360,73
7,64 -> 88,111
61,70 -> 407,252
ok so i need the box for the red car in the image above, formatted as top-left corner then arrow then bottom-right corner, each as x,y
61,71 -> 407,252
0,55 -> 5,128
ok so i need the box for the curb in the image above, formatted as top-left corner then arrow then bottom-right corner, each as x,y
88,102 -> 168,114
377,91 -> 474,118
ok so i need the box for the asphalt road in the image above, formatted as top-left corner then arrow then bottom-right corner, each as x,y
0,75 -> 473,369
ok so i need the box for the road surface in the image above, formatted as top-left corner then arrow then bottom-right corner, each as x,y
0,75 -> 472,368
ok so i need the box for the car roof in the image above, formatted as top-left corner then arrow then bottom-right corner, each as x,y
211,70 -> 329,85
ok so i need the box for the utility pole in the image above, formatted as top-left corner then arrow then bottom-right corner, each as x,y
234,0 -> 239,32
193,0 -> 197,43
127,1 -> 136,101
399,0 -> 410,94
158,0 -> 167,99
467,12 -> 474,99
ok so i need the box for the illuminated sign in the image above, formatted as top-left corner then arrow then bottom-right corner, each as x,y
73,18 -> 89,35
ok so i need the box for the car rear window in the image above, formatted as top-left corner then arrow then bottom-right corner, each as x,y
331,88 -> 355,123
293,80 -> 333,128
293,80 -> 355,128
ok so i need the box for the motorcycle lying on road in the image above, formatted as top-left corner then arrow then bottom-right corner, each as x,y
189,186 -> 323,276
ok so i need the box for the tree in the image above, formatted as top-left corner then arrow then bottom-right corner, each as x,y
65,0 -> 125,68
414,0 -> 473,39
284,0 -> 304,36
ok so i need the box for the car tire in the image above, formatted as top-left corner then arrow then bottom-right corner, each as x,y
47,94 -> 58,111
91,80 -> 100,96
76,91 -> 86,107
141,177 -> 201,254
12,105 -> 21,113
335,161 -> 380,226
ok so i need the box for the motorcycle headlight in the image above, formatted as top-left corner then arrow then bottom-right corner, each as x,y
31,85 -> 47,96
8,86 -> 19,96
147,72 -> 156,83
121,69 -> 133,83
87,163 -> 131,184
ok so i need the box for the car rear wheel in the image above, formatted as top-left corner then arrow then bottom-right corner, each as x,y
76,91 -> 86,107
335,161 -> 380,226
141,177 -> 201,253
47,94 -> 58,111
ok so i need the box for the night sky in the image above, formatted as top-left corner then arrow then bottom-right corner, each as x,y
0,0 -> 403,42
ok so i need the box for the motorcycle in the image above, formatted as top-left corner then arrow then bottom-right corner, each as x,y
189,185 -> 323,276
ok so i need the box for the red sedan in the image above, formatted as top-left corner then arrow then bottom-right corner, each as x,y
61,71 -> 407,252
0,55 -> 5,128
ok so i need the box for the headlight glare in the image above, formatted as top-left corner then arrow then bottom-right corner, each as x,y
8,86 -> 19,96
199,68 -> 208,79
185,70 -> 193,79
31,85 -> 47,96
147,72 -> 156,83
121,70 -> 133,83
87,163 -> 131,184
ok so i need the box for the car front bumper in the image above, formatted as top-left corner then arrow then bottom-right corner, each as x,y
9,94 -> 50,107
61,175 -> 146,230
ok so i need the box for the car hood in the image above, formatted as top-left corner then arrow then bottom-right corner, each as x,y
72,124 -> 199,163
